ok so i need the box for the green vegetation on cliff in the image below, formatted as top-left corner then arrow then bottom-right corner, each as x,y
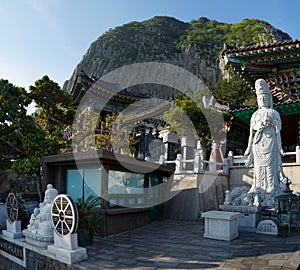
102,16 -> 188,58
181,17 -> 289,47
178,17 -> 291,62
64,16 -> 291,102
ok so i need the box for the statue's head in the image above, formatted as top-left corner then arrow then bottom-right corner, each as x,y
44,184 -> 58,203
255,79 -> 273,108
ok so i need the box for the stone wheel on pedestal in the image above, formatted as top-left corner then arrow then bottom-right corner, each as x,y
51,194 -> 78,237
6,193 -> 19,224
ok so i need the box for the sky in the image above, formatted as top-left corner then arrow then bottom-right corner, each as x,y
1,0 -> 299,90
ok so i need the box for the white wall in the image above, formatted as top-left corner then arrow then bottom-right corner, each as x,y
229,164 -> 300,192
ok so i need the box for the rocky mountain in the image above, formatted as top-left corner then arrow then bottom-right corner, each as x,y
63,16 -> 291,93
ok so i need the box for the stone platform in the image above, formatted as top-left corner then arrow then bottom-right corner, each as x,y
1,220 -> 300,269
219,204 -> 261,232
202,210 -> 240,241
47,233 -> 87,264
2,220 -> 23,239
23,229 -> 54,248
72,219 -> 300,270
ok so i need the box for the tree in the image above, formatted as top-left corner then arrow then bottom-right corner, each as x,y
29,75 -> 75,147
164,92 -> 214,146
73,111 -> 136,154
11,117 -> 60,200
0,77 -> 74,201
164,90 -> 231,161
0,79 -> 31,169
210,75 -> 255,106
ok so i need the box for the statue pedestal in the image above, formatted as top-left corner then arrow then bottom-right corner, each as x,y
219,205 -> 262,232
23,229 -> 54,248
2,220 -> 23,239
47,232 -> 87,264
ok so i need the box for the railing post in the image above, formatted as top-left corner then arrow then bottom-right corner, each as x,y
296,145 -> 300,163
159,155 -> 165,164
196,139 -> 206,172
227,151 -> 233,167
181,136 -> 196,171
194,151 -> 200,173
209,157 -> 216,172
223,158 -> 229,174
175,154 -> 183,173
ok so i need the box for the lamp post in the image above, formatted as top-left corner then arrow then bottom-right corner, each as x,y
276,180 -> 300,234
137,122 -> 155,160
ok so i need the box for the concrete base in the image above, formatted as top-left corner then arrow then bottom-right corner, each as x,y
219,205 -> 261,232
2,220 -> 23,239
238,212 -> 259,232
202,210 -> 240,241
2,230 -> 23,239
23,229 -> 54,248
53,232 -> 78,250
47,244 -> 87,264
47,232 -> 87,264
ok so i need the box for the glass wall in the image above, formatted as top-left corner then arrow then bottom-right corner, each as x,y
84,169 -> 101,200
65,167 -> 162,210
66,168 -> 101,204
108,170 -> 145,208
149,175 -> 160,220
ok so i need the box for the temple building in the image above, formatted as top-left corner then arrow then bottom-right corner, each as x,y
68,70 -> 175,160
69,40 -> 300,160
222,40 -> 300,157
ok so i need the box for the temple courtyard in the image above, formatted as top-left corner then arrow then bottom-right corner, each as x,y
73,219 -> 300,270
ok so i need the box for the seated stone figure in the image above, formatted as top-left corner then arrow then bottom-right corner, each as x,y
27,207 -> 40,233
23,184 -> 58,246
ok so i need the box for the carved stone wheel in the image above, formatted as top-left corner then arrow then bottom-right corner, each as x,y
51,194 -> 78,237
6,193 -> 19,224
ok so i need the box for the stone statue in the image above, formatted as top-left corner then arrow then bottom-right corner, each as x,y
221,79 -> 289,210
244,79 -> 287,194
23,184 -> 58,247
27,207 -> 40,233
35,184 -> 58,236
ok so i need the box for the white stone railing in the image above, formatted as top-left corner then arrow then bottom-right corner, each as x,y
227,152 -> 247,168
227,145 -> 300,168
282,146 -> 300,164
159,154 -> 229,174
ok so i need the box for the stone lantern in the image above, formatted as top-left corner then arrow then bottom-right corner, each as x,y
276,180 -> 300,234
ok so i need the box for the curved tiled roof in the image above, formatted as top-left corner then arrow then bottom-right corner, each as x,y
70,71 -> 149,107
230,100 -> 300,124
223,39 -> 300,54
222,40 -> 300,103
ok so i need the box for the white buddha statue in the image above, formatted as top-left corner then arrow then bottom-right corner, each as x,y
25,184 -> 58,238
244,79 -> 287,194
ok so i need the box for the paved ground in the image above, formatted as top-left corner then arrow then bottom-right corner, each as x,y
74,219 -> 300,270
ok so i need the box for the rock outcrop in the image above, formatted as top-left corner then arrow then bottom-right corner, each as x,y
63,16 -> 291,93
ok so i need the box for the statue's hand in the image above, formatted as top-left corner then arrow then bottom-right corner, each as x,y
265,115 -> 272,123
280,149 -> 285,156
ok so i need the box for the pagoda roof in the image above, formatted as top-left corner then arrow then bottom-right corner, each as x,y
222,40 -> 300,102
122,100 -> 173,124
230,100 -> 300,124
70,71 -> 149,107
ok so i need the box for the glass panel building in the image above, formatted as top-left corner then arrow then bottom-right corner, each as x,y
42,149 -> 174,236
